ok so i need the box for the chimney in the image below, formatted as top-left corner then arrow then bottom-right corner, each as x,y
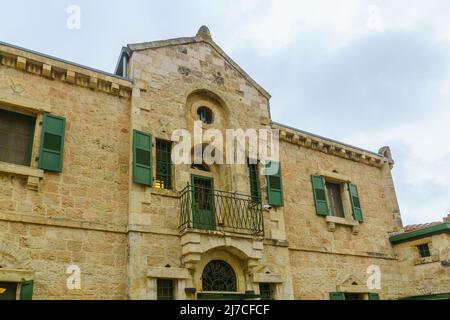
444,212 -> 450,223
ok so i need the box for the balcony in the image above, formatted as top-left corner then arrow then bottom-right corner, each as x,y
180,185 -> 264,236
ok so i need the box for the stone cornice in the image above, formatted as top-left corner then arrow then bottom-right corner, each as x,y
0,42 -> 133,99
272,122 -> 386,168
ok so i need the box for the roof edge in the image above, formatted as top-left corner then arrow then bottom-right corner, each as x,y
0,40 -> 132,83
272,121 -> 383,158
389,223 -> 450,244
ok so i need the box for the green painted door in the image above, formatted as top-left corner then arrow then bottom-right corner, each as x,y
192,175 -> 216,230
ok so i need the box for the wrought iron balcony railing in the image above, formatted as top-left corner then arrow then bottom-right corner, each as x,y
180,185 -> 264,236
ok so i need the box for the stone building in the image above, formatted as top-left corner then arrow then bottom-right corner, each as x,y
0,26 -> 448,300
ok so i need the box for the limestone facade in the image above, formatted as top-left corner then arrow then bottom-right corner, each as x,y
0,27 -> 447,300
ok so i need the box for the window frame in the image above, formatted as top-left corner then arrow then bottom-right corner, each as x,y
0,108 -> 37,167
197,106 -> 214,124
325,181 -> 345,218
157,279 -> 175,300
417,243 -> 431,258
248,158 -> 261,203
259,283 -> 275,300
155,138 -> 173,190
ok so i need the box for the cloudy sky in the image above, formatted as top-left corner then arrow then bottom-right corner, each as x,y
1,0 -> 449,225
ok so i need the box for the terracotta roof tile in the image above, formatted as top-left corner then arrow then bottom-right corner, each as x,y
403,222 -> 442,233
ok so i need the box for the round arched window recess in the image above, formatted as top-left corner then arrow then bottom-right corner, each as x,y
197,106 -> 213,124
202,260 -> 237,292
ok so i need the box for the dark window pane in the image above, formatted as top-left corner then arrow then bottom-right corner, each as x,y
157,279 -> 174,300
136,149 -> 151,167
0,109 -> 35,166
248,160 -> 261,202
197,107 -> 213,124
43,133 -> 62,151
156,139 -> 172,190
417,244 -> 431,258
326,182 -> 345,218
0,282 -> 18,300
259,283 -> 274,300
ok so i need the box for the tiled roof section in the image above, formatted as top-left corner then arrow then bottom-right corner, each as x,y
403,222 -> 443,233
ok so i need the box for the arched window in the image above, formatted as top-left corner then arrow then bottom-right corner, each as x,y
197,106 -> 213,124
202,260 -> 237,292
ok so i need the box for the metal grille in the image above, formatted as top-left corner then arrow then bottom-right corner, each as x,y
180,185 -> 264,236
157,279 -> 174,300
155,139 -> 172,189
202,260 -> 237,292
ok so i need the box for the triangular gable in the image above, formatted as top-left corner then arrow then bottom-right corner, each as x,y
119,26 -> 271,99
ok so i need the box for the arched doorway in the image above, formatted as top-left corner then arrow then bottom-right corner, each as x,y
202,260 -> 237,292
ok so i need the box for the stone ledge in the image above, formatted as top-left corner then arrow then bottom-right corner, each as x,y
0,212 -> 126,234
0,269 -> 34,282
147,267 -> 190,279
326,215 -> 359,227
0,162 -> 44,191
288,245 -> 397,260
252,273 -> 284,284
150,188 -> 181,198
0,93 -> 52,113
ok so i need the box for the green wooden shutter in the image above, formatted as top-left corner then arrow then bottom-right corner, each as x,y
330,292 -> 345,300
349,184 -> 363,222
368,293 -> 380,300
133,130 -> 153,186
19,280 -> 34,300
38,114 -> 66,172
311,175 -> 329,216
266,161 -> 284,207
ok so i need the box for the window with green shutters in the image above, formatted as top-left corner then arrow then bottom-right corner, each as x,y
248,159 -> 261,203
312,176 -> 364,223
19,280 -> 34,300
155,139 -> 172,190
311,175 -> 329,216
329,292 -> 345,300
368,293 -> 380,300
133,130 -> 153,186
266,161 -> 284,207
349,184 -> 363,223
38,113 -> 66,172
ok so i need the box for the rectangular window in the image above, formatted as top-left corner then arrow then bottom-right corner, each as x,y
248,159 -> 260,202
259,283 -> 274,300
0,282 -> 18,300
417,244 -> 431,258
0,109 -> 35,166
157,279 -> 174,300
155,139 -> 172,190
326,182 -> 345,218
344,293 -> 364,300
